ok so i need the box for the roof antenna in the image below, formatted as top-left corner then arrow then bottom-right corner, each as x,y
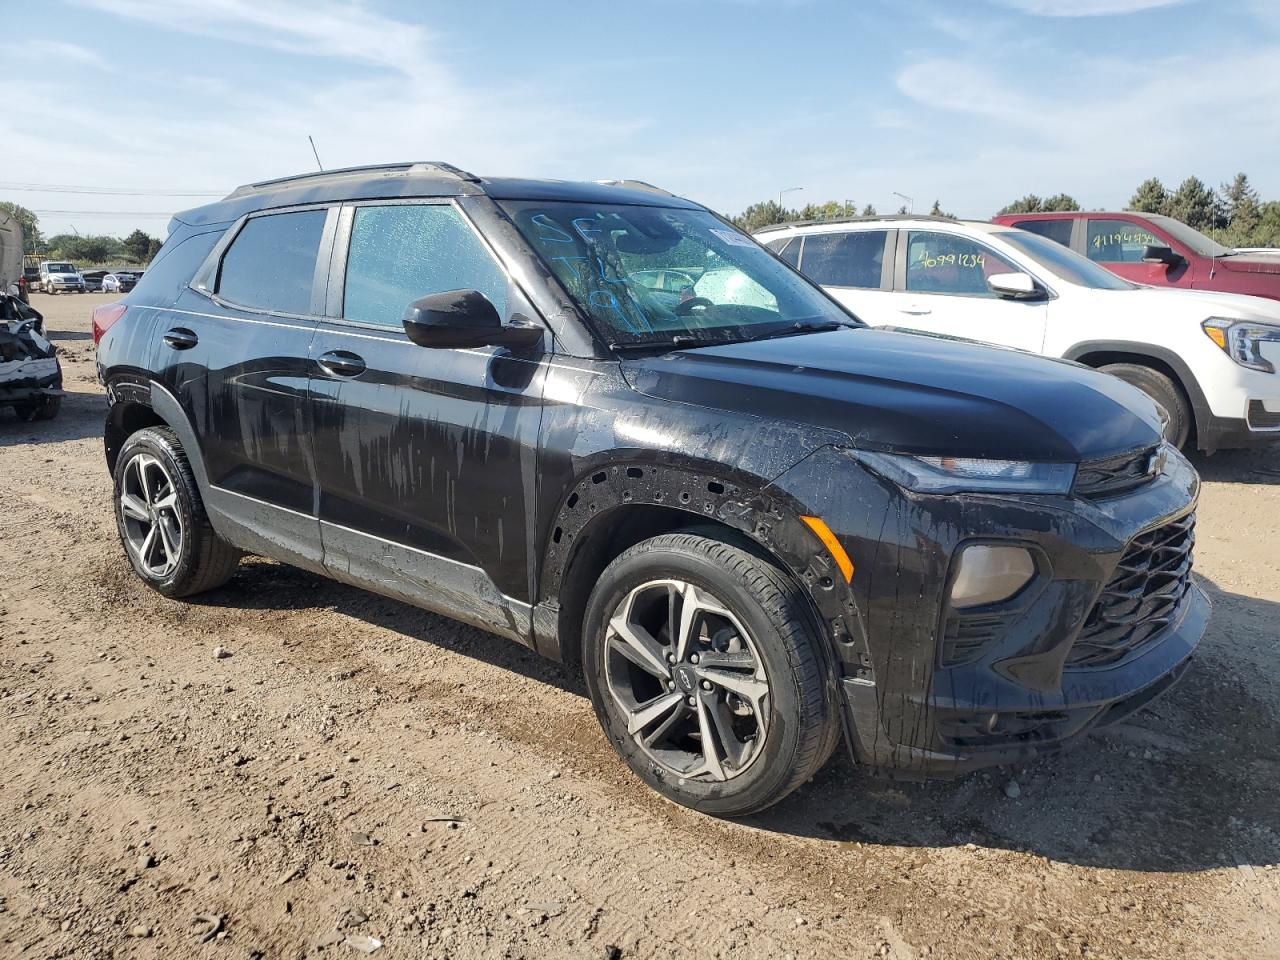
308,135 -> 324,172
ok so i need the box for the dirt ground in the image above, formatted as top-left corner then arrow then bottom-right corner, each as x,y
1,292 -> 1278,960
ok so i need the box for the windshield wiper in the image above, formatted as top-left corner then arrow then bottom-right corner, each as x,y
608,320 -> 858,355
735,319 -> 858,344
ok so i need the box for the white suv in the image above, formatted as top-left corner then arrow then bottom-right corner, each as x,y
754,217 -> 1280,453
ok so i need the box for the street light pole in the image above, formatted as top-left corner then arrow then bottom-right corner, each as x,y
778,186 -> 803,209
892,191 -> 914,213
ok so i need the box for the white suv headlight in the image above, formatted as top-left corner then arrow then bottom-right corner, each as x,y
853,451 -> 1076,494
1202,317 -> 1280,374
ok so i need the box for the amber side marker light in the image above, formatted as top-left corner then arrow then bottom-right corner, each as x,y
800,515 -> 855,583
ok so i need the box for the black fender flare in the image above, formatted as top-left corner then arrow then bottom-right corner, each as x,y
535,456 -> 866,675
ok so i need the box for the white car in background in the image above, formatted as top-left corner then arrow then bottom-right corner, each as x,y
755,217 -> 1280,453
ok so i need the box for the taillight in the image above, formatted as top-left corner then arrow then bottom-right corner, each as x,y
92,303 -> 128,345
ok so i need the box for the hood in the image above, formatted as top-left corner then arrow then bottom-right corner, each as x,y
621,328 -> 1162,462
1095,284 -> 1280,322
1218,252 -> 1280,276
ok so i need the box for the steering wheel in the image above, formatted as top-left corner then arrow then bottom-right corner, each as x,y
675,296 -> 714,316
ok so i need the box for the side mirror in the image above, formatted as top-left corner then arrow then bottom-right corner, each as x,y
986,272 -> 1043,300
402,289 -> 543,350
1142,244 -> 1182,266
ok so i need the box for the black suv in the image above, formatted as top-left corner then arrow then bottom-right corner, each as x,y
94,163 -> 1209,815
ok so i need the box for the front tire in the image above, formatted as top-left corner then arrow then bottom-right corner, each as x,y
582,532 -> 838,817
1100,363 -> 1192,449
113,426 -> 241,598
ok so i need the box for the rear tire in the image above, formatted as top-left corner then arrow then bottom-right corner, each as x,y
113,426 -> 241,598
15,396 -> 60,421
1100,362 -> 1192,450
582,531 -> 838,817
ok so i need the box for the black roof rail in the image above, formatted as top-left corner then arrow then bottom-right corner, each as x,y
224,161 -> 482,200
756,214 -> 968,231
592,179 -> 675,197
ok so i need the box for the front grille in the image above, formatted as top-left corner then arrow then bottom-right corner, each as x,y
1073,445 -> 1160,498
1247,400 -> 1280,430
1067,512 -> 1195,668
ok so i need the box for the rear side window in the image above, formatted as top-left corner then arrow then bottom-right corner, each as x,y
217,209 -> 327,314
1086,219 -> 1162,263
134,230 -> 222,305
765,236 -> 800,267
1011,218 -> 1073,247
343,204 -> 508,328
799,231 -> 886,288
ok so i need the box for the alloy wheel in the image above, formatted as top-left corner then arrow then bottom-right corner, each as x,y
119,453 -> 184,579
604,579 -> 770,782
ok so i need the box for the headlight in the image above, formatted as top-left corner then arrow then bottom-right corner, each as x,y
1202,317 -> 1280,374
853,450 -> 1075,494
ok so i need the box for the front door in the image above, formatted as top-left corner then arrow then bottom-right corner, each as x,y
884,229 -> 1049,354
308,200 -> 548,642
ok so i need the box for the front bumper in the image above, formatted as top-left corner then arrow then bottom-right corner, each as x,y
771,444 -> 1208,778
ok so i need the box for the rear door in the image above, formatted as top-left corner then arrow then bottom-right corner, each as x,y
883,229 -> 1048,353
308,199 -> 549,640
163,205 -> 333,572
792,229 -> 896,325
1083,216 -> 1194,288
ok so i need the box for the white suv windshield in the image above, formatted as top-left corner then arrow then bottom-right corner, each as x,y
502,200 -> 855,348
996,230 -> 1134,290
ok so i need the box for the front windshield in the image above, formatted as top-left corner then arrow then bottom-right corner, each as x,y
501,200 -> 855,347
996,230 -> 1135,290
1145,214 -> 1235,258
47,262 -> 75,273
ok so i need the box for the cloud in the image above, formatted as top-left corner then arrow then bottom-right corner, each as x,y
18,40 -> 109,69
4,0 -> 650,236
74,0 -> 438,78
992,0 -> 1187,15
891,43 -> 1280,213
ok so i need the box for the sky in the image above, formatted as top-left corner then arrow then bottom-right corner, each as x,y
4,0 -> 1278,240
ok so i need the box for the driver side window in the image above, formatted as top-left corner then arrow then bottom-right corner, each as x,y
905,231 -> 1017,297
1086,220 -> 1162,264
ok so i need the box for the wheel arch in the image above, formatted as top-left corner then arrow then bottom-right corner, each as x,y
104,379 -> 211,494
535,458 -> 849,676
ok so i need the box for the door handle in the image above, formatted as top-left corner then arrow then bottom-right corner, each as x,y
162,327 -> 199,350
317,350 -> 366,378
898,306 -> 931,316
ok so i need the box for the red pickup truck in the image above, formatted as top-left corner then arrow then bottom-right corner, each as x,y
991,210 -> 1280,301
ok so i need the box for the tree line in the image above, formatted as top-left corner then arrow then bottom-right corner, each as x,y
0,202 -> 163,265
729,173 -> 1279,249
731,198 -> 955,234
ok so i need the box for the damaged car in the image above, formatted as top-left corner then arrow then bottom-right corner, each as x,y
94,163 -> 1208,816
1,294 -> 62,421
